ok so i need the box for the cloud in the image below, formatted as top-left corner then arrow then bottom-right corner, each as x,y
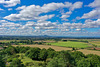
0,20 -> 8,23
60,11 -> 72,21
1,22 -> 21,27
4,2 -> 83,21
82,0 -> 100,19
16,6 -> 26,10
0,8 -> 4,11
83,19 -> 100,28
82,9 -> 100,19
0,0 -> 20,7
75,28 -> 81,31
35,21 -> 57,30
36,14 -> 55,22
0,19 -> 100,36
88,0 -> 100,8
61,15 -> 70,19
69,2 -> 83,11
8,8 -> 12,11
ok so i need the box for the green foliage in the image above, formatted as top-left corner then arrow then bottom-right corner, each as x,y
39,48 -> 48,61
0,55 -> 5,67
77,58 -> 91,67
77,54 -> 100,67
9,58 -> 25,67
25,47 -> 41,60
47,48 -> 55,51
71,51 -> 85,60
47,51 -> 56,58
25,62 -> 34,67
7,58 -> 13,62
88,55 -> 100,67
1,45 -> 100,67
47,51 -> 75,67
4,46 -> 17,55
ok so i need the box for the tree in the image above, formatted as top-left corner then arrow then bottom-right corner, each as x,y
25,47 -> 41,60
47,48 -> 56,58
4,46 -> 17,55
71,51 -> 85,61
72,48 -> 75,51
47,51 -> 75,67
88,55 -> 100,67
9,58 -> 25,67
0,55 -> 5,67
77,58 -> 91,67
20,47 -> 30,53
39,48 -> 48,61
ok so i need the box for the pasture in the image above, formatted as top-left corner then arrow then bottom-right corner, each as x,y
47,41 -> 90,48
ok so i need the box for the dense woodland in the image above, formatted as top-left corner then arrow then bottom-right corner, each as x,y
0,46 -> 100,67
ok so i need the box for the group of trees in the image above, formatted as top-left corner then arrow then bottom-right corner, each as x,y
0,40 -> 44,46
0,46 -> 100,67
0,55 -> 5,67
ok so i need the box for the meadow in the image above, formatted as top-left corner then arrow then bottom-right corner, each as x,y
47,41 -> 90,48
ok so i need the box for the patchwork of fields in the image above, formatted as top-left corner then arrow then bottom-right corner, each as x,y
13,45 -> 100,56
1,39 -> 100,56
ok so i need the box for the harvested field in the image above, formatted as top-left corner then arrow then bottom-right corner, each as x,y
13,45 -> 72,51
78,49 -> 100,56
13,45 -> 100,56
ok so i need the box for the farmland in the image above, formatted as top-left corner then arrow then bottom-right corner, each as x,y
89,41 -> 100,46
47,41 -> 90,48
0,37 -> 100,67
13,45 -> 100,56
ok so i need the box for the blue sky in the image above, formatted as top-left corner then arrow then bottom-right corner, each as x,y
0,0 -> 100,37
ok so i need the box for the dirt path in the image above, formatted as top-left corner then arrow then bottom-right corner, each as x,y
13,45 -> 100,56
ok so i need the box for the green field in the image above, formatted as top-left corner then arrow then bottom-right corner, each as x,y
47,41 -> 89,48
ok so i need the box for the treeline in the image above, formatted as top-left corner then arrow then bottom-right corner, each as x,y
0,40 -> 45,46
0,46 -> 100,67
68,40 -> 88,43
62,40 -> 88,43
0,36 -> 61,41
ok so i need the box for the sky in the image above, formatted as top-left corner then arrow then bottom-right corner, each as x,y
0,0 -> 100,37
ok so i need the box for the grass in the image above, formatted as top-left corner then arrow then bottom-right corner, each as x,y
17,53 -> 34,63
18,43 -> 27,45
89,41 -> 100,47
47,41 -> 89,48
17,53 -> 43,65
